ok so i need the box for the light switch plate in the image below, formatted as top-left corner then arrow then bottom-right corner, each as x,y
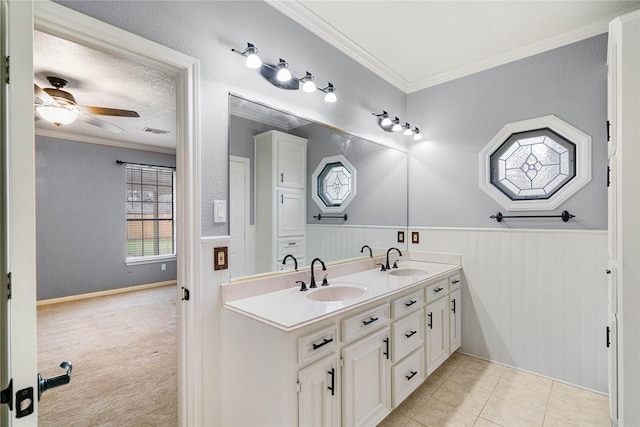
214,200 -> 227,223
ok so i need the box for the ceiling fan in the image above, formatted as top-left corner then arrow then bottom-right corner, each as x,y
34,76 -> 139,133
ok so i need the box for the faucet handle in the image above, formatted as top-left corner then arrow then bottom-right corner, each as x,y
296,280 -> 308,292
392,260 -> 399,269
322,274 -> 329,286
376,263 -> 387,272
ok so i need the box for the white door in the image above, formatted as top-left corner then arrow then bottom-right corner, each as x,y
426,298 -> 449,375
229,156 -> 249,277
2,1 -> 40,425
342,327 -> 391,427
298,354 -> 340,427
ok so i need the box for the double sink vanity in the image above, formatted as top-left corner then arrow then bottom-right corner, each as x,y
221,251 -> 462,426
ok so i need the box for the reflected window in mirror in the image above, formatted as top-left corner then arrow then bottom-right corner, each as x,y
312,155 -> 357,213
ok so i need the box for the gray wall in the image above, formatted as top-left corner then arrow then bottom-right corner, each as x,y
55,0 -> 409,237
407,34 -> 608,230
36,136 -> 177,300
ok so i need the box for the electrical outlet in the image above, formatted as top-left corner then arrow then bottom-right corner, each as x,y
161,263 -> 166,271
397,231 -> 405,243
214,247 -> 228,270
411,231 -> 420,244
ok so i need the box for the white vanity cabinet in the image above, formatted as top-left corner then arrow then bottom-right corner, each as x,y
254,130 -> 308,273
449,274 -> 462,353
221,267 -> 462,427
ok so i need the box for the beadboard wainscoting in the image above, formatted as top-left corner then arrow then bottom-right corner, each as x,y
306,224 -> 407,261
410,227 -> 608,394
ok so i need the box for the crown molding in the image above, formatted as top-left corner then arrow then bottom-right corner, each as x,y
265,0 -> 410,92
267,0 -> 613,94
35,128 -> 177,155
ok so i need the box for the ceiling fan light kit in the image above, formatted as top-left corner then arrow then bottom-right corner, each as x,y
373,110 -> 421,139
33,76 -> 140,133
232,42 -> 337,103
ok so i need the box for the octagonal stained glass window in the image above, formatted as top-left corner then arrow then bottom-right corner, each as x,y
311,154 -> 357,213
489,128 -> 576,200
317,162 -> 353,207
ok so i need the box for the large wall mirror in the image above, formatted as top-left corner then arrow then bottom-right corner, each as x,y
229,94 -> 408,280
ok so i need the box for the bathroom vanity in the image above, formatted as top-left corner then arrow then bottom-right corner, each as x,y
221,254 -> 462,426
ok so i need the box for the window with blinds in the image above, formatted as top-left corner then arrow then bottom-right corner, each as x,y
126,164 -> 175,259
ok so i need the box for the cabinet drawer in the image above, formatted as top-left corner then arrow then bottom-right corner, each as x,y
391,289 -> 425,318
277,237 -> 305,261
342,303 -> 390,343
391,309 -> 424,363
449,273 -> 461,291
392,348 -> 425,407
298,325 -> 338,364
426,279 -> 448,303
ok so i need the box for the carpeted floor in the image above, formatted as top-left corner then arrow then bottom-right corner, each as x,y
37,285 -> 178,426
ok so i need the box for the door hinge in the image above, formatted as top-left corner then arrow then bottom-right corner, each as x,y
4,56 -> 9,84
607,166 -> 611,187
606,326 -> 611,348
606,120 -> 610,142
6,272 -> 11,300
1,379 -> 12,411
181,286 -> 190,301
296,381 -> 301,393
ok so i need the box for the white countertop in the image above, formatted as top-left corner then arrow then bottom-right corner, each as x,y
223,260 -> 460,332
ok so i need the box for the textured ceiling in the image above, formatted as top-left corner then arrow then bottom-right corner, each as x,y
34,30 -> 177,150
269,0 -> 640,92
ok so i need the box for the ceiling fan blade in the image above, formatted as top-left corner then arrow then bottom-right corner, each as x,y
77,113 -> 123,133
34,83 -> 59,105
77,105 -> 140,117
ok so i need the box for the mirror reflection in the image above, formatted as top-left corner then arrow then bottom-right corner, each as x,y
228,94 -> 408,280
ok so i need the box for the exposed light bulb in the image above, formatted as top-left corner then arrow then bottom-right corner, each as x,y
276,59 -> 292,82
302,72 -> 316,92
391,118 -> 402,132
323,83 -> 336,102
324,91 -> 337,103
245,53 -> 262,69
37,105 -> 78,126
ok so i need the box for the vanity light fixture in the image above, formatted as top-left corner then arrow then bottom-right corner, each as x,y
231,42 -> 337,102
373,111 -> 421,138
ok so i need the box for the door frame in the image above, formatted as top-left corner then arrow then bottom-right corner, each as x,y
229,156 -> 250,277
7,1 -> 202,425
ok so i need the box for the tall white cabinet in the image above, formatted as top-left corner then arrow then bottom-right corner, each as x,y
607,9 -> 640,427
254,130 -> 307,273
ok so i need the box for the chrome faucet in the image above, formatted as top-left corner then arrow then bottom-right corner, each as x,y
360,245 -> 373,258
282,254 -> 298,270
310,258 -> 326,288
386,247 -> 403,270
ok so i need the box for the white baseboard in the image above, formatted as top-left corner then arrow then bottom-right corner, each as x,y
36,280 -> 177,306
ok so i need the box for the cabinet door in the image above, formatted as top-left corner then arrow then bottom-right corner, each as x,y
278,137 -> 306,188
278,188 -> 305,237
608,314 -> 618,422
342,327 -> 391,427
449,288 -> 461,353
299,354 -> 340,427
426,297 -> 449,375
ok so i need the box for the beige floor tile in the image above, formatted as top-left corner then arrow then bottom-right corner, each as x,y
378,409 -> 411,427
543,413 -> 593,427
462,357 -> 507,378
474,417 -> 503,427
396,374 -> 446,417
448,364 -> 502,392
433,356 -> 465,380
405,420 -> 427,427
480,395 -> 545,427
545,382 -> 610,426
433,378 -> 493,416
412,397 -> 478,427
491,369 -> 552,412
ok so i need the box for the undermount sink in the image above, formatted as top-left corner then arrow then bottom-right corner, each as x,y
306,285 -> 366,302
388,267 -> 429,277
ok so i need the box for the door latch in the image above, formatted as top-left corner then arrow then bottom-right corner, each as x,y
38,361 -> 72,400
0,379 -> 12,410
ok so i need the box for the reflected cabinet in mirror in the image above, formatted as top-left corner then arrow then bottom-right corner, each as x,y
228,94 -> 408,280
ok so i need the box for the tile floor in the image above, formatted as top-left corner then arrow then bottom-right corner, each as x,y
379,352 -> 610,427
